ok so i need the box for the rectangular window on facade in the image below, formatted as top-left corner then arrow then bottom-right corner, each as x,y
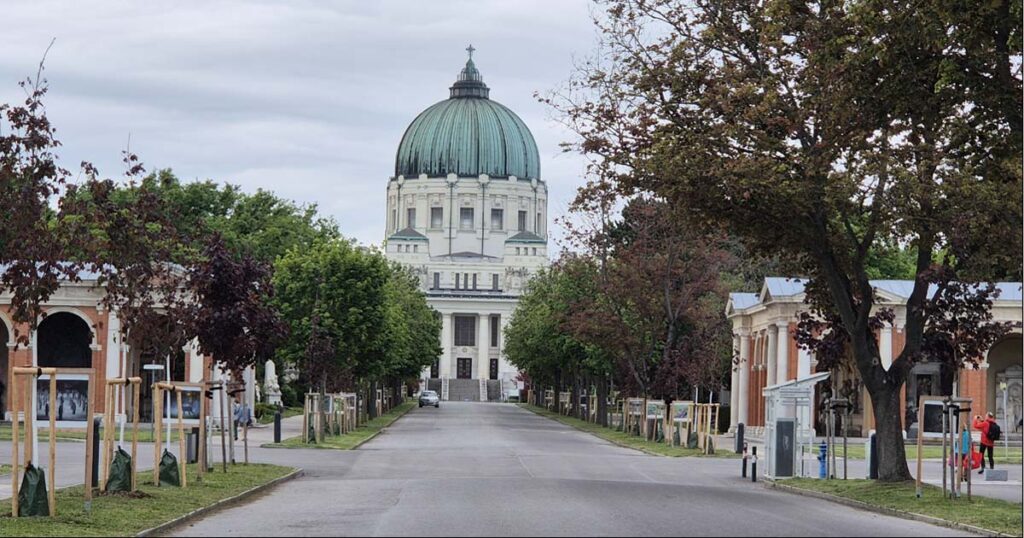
537,213 -> 542,234
454,316 -> 475,346
455,273 -> 460,290
460,207 -> 474,230
490,315 -> 499,348
518,210 -> 527,231
490,208 -> 503,230
407,207 -> 416,229
472,273 -> 477,290
431,207 -> 443,229
492,274 -> 499,290
433,272 -> 440,289
391,209 -> 397,231
430,359 -> 438,378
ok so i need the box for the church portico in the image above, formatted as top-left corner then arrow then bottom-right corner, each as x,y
384,48 -> 548,400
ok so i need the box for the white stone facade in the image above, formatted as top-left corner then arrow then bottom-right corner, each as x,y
384,172 -> 548,392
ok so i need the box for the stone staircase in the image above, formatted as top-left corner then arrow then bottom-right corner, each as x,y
447,378 -> 480,402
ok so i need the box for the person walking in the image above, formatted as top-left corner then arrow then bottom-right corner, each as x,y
973,413 -> 999,474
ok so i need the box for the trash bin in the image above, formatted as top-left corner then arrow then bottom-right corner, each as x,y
186,430 -> 198,464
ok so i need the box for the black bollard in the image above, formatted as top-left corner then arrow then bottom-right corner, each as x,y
741,442 -> 748,478
273,410 -> 282,444
868,432 -> 879,480
751,446 -> 758,482
735,423 -> 745,453
92,416 -> 101,488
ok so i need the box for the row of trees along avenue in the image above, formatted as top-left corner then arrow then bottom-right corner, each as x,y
522,0 -> 1021,482
1,57 -> 439,417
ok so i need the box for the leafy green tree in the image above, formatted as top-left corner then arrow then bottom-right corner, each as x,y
272,238 -> 389,393
552,0 -> 1021,480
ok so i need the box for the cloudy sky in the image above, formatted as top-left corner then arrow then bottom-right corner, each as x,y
1,1 -> 598,248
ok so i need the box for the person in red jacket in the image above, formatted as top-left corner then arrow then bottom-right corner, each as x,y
973,413 -> 997,473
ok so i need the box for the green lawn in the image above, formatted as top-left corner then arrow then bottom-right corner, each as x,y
519,404 -> 739,458
0,425 -> 164,444
831,443 -> 1022,464
783,478 -> 1023,537
265,401 -> 415,450
257,406 -> 303,425
0,463 -> 295,536
0,464 -> 10,475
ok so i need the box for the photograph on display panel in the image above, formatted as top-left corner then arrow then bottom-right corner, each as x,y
36,375 -> 90,426
162,386 -> 202,425
672,401 -> 692,422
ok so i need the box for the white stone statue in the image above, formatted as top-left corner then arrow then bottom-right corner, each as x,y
264,359 -> 282,406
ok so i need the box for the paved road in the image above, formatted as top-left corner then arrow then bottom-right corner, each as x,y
171,403 -> 969,536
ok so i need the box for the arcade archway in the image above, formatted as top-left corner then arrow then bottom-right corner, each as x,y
37,311 -> 93,368
987,335 -> 1022,433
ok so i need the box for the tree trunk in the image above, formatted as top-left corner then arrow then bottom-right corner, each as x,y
596,375 -> 609,427
571,374 -> 581,419
866,380 -> 913,481
368,381 -> 378,419
553,370 -> 562,412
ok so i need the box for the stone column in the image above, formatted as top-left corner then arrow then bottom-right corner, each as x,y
730,334 -> 740,431
737,329 -> 751,426
776,321 -> 790,384
440,313 -> 453,378
477,314 -> 490,379
797,347 -> 811,380
766,327 -> 778,388
880,323 -> 893,371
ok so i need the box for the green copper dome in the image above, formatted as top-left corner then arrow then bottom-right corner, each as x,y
394,51 -> 541,180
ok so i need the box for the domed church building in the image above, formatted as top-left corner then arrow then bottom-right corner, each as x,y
384,48 -> 548,401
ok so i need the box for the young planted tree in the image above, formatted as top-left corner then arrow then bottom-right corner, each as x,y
552,0 -> 1022,480
190,235 -> 288,375
0,54 -> 82,341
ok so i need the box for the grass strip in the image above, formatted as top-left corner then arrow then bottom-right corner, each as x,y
0,463 -> 294,537
0,425 -> 164,444
257,406 -> 303,425
839,443 -> 1022,464
265,401 -> 415,450
0,464 -> 10,475
518,403 -> 739,458
782,478 -> 1023,537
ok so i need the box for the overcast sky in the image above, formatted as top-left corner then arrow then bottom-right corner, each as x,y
1,1 -> 598,248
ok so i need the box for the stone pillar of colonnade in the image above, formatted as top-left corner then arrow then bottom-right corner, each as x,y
730,334 -> 740,432
737,329 -> 751,427
477,314 -> 490,380
766,327 -> 778,389
880,322 -> 894,371
776,321 -> 790,384
440,313 -> 453,379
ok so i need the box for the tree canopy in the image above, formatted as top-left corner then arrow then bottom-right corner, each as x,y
551,0 -> 1022,480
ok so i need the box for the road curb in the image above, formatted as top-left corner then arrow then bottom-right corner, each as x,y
259,403 -> 416,451
136,468 -> 303,537
767,481 -> 1015,537
351,403 -> 416,450
516,404 -> 739,459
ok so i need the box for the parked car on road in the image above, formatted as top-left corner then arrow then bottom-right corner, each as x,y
419,390 -> 440,408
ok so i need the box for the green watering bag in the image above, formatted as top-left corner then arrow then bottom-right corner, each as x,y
18,463 -> 49,517
159,449 -> 181,487
105,447 -> 133,493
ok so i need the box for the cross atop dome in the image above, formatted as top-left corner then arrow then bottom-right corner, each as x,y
466,44 -> 475,60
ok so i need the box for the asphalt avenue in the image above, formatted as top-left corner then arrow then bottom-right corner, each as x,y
172,402 -> 968,537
